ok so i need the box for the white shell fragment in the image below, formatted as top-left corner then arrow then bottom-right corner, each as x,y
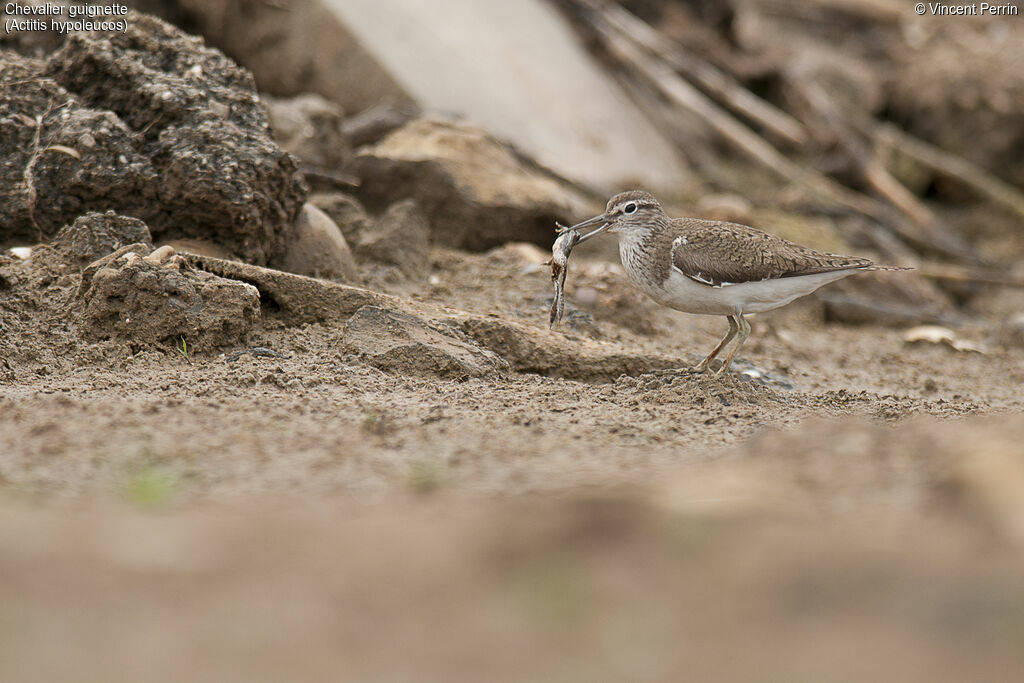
144,245 -> 176,266
903,325 -> 988,354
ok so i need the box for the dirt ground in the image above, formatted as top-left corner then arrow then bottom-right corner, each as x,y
3,3 -> 1024,681
2,238 -> 1024,682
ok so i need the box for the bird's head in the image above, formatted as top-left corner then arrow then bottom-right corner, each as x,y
562,190 -> 667,243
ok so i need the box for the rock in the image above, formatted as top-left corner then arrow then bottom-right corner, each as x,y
263,93 -> 349,170
278,203 -> 359,282
0,13 -> 306,265
79,243 -> 154,294
38,212 -> 153,269
79,246 -> 260,351
308,192 -> 372,245
342,103 -> 420,148
176,0 -> 412,113
343,306 -> 509,379
351,200 -> 430,278
180,253 -> 387,325
350,118 -> 594,250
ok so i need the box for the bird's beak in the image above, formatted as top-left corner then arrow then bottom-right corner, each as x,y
558,213 -> 611,245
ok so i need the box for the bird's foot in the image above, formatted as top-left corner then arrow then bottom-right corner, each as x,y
711,362 -> 736,378
651,366 -> 705,378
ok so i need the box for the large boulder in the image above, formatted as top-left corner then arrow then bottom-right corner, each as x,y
0,12 -> 306,265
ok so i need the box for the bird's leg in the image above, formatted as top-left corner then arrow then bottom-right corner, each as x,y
651,316 -> 739,377
713,314 -> 751,377
692,315 -> 739,373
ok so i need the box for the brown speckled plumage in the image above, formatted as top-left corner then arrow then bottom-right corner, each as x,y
666,218 -> 873,287
606,190 -> 874,288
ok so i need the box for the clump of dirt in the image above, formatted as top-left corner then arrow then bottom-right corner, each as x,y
39,211 -> 153,269
343,305 -> 509,379
178,252 -> 386,324
0,52 -> 156,245
79,246 -> 260,352
263,92 -> 351,171
0,12 -> 306,265
349,199 -> 431,279
1,211 -> 260,362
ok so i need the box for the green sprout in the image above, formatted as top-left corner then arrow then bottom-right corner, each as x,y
121,464 -> 180,506
176,336 -> 193,365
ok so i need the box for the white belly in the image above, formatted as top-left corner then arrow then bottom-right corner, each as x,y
633,267 -> 859,316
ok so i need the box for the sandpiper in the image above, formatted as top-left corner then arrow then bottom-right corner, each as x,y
561,190 -> 907,376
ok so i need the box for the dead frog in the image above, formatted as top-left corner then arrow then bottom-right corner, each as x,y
547,224 -> 580,328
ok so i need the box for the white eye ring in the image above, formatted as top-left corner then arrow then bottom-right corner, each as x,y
623,203 -> 637,214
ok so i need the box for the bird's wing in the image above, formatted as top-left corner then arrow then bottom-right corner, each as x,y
670,219 -> 873,287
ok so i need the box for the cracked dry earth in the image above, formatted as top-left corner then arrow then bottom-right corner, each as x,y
2,242 -> 1024,682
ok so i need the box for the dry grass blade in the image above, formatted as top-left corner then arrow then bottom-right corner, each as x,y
43,145 -> 82,160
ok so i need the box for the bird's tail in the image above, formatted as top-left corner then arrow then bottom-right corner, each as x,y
863,265 -> 914,272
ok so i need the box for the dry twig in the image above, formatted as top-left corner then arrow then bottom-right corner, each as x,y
22,104 -> 51,241
580,10 -> 888,218
589,0 -> 808,147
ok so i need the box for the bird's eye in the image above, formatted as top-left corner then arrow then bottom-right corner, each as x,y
623,203 -> 637,214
